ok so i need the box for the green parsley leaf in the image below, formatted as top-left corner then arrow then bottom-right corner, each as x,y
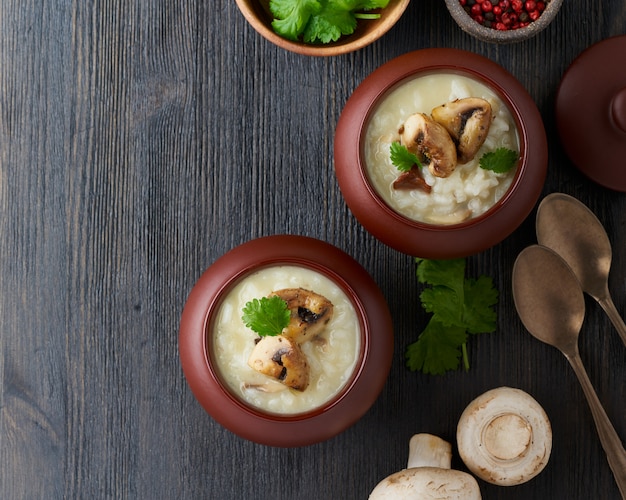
270,0 -> 322,41
479,147 -> 518,173
416,257 -> 465,291
463,276 -> 499,333
390,142 -> 423,172
304,2 -> 356,43
406,320 -> 467,375
269,0 -> 390,44
241,296 -> 291,337
405,258 -> 499,375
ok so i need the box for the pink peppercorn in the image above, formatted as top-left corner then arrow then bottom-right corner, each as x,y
511,0 -> 523,12
460,0 -> 549,31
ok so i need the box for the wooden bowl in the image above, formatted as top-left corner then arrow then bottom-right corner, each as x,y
334,48 -> 548,258
179,235 -> 394,447
444,0 -> 563,43
234,0 -> 411,56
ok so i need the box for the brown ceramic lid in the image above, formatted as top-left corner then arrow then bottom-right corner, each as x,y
178,235 -> 393,447
334,48 -> 548,258
556,35 -> 626,192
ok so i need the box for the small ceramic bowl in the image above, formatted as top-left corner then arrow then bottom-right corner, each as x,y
334,48 -> 548,259
234,0 -> 410,56
444,0 -> 563,43
179,235 -> 393,447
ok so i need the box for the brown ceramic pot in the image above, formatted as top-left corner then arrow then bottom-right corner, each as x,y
179,235 -> 393,447
334,48 -> 548,259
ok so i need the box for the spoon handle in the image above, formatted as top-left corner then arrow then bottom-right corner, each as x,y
567,353 -> 626,499
597,293 -> 626,347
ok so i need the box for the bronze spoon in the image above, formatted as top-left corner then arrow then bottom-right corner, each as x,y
512,245 -> 626,498
536,192 -> 626,347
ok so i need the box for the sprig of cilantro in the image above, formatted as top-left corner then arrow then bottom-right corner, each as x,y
479,147 -> 518,173
405,258 -> 499,375
241,296 -> 291,337
390,142 -> 423,172
269,0 -> 390,44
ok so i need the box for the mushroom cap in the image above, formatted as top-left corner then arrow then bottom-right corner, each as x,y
400,113 -> 458,178
456,386 -> 552,486
431,97 -> 493,164
270,288 -> 334,343
247,335 -> 310,391
369,467 -> 481,500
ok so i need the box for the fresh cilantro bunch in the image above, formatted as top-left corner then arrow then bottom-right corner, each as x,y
405,258 -> 499,375
269,0 -> 390,44
241,296 -> 290,336
479,147 -> 518,173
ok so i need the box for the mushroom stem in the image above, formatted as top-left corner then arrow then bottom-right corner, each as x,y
407,433 -> 453,469
369,434 -> 482,500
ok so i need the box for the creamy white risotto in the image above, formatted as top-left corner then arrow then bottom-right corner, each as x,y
364,73 -> 520,225
212,265 -> 361,415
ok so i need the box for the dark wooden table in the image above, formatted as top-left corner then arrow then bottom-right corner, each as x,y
2,1 -> 625,498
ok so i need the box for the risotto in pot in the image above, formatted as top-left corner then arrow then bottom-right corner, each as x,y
212,265 -> 361,415
364,73 -> 520,225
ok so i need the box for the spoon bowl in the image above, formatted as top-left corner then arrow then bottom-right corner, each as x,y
512,245 -> 585,352
536,193 -> 626,346
512,245 -> 626,497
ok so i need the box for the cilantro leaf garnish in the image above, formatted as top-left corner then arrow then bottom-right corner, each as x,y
406,320 -> 468,374
269,0 -> 390,44
479,147 -> 518,173
390,142 -> 423,172
303,3 -> 356,43
405,258 -> 499,375
270,0 -> 322,41
241,296 -> 291,337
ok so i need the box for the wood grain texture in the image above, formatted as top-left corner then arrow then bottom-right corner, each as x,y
1,0 -> 625,498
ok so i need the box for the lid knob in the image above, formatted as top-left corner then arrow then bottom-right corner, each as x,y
611,87 -> 626,133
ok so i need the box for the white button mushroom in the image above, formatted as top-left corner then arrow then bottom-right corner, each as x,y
369,433 -> 482,499
456,386 -> 552,486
